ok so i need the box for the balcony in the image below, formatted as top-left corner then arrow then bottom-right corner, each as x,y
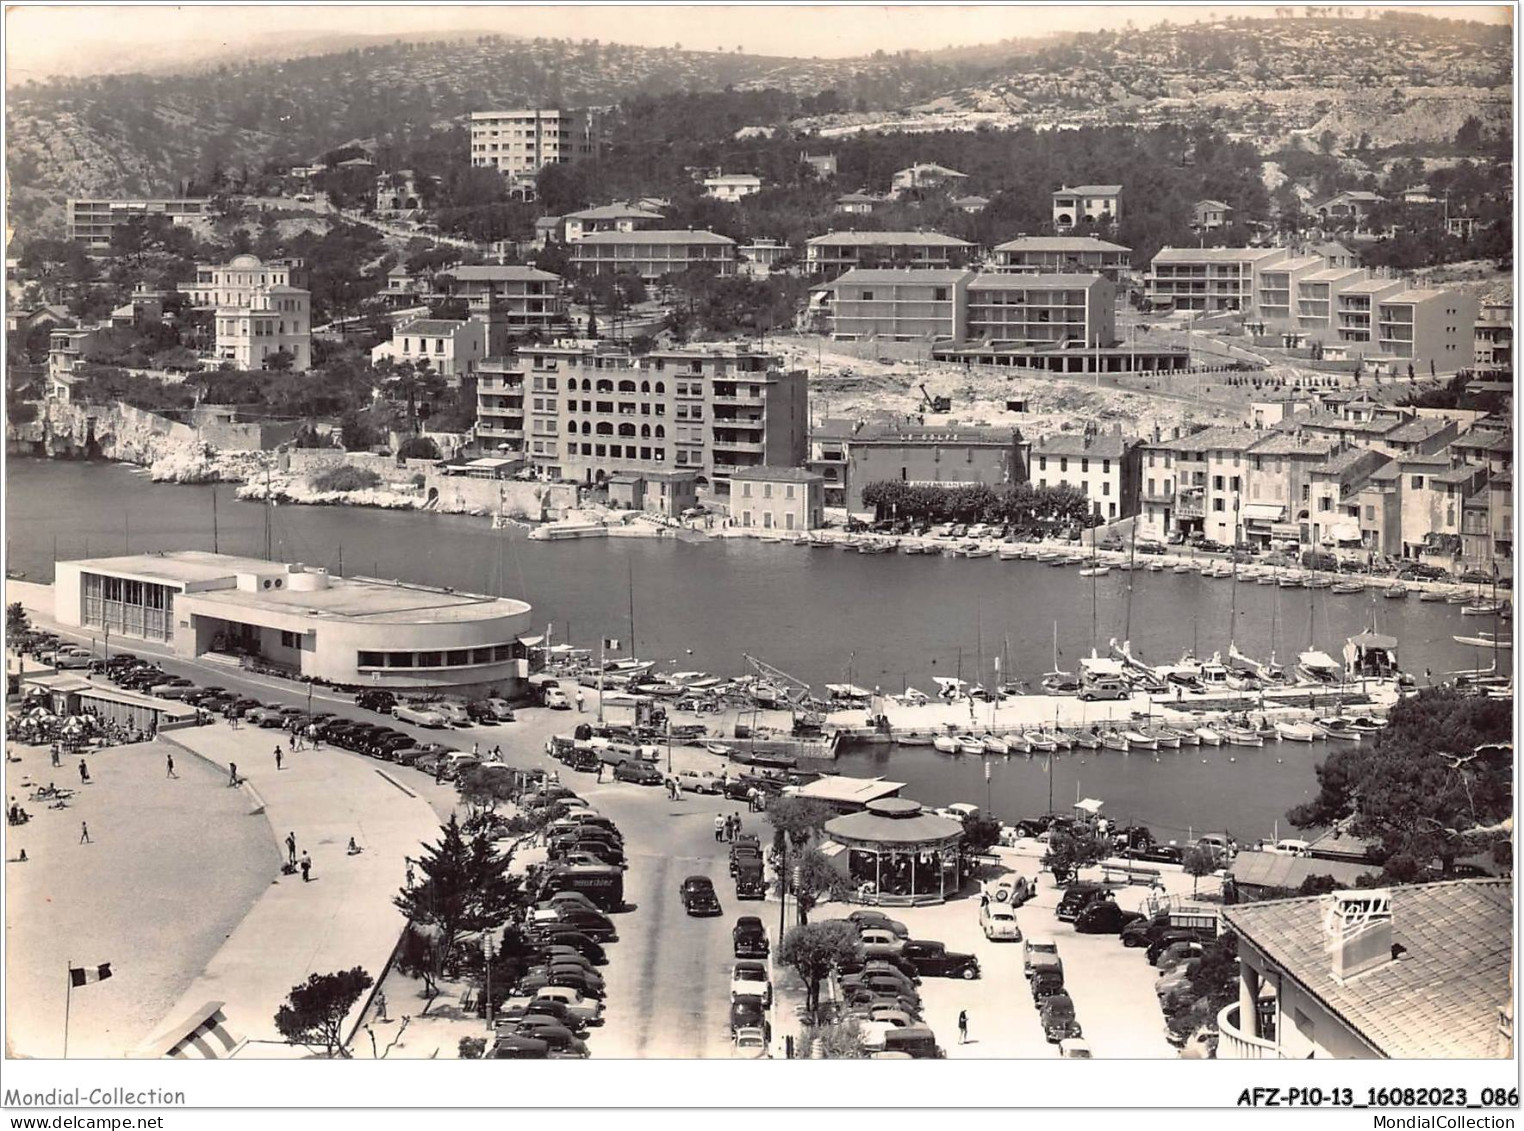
712,393 -> 766,407
1217,1004 -> 1280,1060
711,438 -> 766,453
1175,491 -> 1206,520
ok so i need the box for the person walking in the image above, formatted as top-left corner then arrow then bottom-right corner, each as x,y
50,745 -> 61,768
405,858 -> 415,890
79,821 -> 91,845
472,742 -> 479,758
275,747 -> 284,772
78,759 -> 89,785
714,813 -> 725,842
286,832 -> 297,868
958,1010 -> 969,1044
299,850 -> 312,883
575,688 -> 585,713
165,752 -> 178,779
228,762 -> 239,787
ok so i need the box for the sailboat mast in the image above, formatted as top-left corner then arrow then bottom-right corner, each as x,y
627,557 -> 636,660
211,487 -> 219,554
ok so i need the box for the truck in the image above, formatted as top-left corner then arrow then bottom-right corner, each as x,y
1120,902 -> 1220,949
537,864 -> 625,912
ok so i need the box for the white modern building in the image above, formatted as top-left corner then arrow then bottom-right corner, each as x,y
703,174 -> 763,202
469,109 -> 598,180
54,552 -> 538,696
370,318 -> 488,384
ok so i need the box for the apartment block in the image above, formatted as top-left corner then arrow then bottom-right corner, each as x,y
67,197 -> 210,250
1256,256 -> 1326,329
1144,247 -> 1289,313
1375,289 -> 1480,372
516,343 -> 807,497
179,254 -> 308,308
964,274 -> 1116,347
1474,301 -> 1512,375
989,236 -> 1131,279
568,230 -> 737,282
845,425 -> 1029,513
370,318 -> 487,384
469,109 -> 597,180
804,231 -> 974,279
1240,431 -> 1342,547
1334,278 -> 1406,348
816,269 -> 970,341
475,357 -> 526,452
1052,184 -> 1122,229
1030,427 -> 1142,522
446,265 -> 565,352
1293,267 -> 1368,339
1305,448 -> 1393,550
730,467 -> 825,532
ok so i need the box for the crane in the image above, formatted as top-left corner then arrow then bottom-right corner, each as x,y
918,383 -> 951,414
743,653 -> 824,736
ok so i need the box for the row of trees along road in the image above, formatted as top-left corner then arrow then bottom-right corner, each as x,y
860,480 -> 1098,528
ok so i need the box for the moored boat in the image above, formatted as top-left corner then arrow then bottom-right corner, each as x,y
1101,730 -> 1131,752
1046,728 -> 1075,750
1313,717 -> 1361,741
980,734 -> 1011,755
1275,721 -> 1320,742
1160,726 -> 1199,746
1417,587 -> 1450,602
1221,724 -> 1263,746
895,733 -> 933,746
1146,562 -> 1166,572
1383,583 -> 1409,599
1331,579 -> 1365,595
932,735 -> 961,754
1122,729 -> 1158,750
1071,730 -> 1102,750
1453,631 -> 1512,649
1024,731 -> 1058,752
1194,726 -> 1224,746
959,737 -> 987,755
1461,601 -> 1508,616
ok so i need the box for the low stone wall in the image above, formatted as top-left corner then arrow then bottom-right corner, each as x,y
421,473 -> 577,520
198,420 -> 300,451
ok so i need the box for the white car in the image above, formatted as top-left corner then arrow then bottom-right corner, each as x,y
858,928 -> 905,950
544,688 -> 571,710
980,902 -> 1023,942
1023,936 -> 1061,978
678,771 -> 722,794
1058,1038 -> 1092,1059
730,961 -> 772,1006
982,874 -> 1033,907
967,523 -> 994,539
432,701 -> 471,726
394,703 -> 446,728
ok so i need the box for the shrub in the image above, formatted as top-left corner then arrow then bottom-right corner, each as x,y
311,465 -> 382,493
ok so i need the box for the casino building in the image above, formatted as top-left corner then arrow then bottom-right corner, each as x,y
53,552 -> 539,696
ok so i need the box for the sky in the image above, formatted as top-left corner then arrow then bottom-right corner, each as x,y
5,2 -> 1513,80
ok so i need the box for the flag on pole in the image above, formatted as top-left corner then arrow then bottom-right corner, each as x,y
603,638 -> 620,650
69,963 -> 112,987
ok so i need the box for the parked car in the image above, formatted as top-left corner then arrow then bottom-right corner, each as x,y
982,874 -> 1033,906
680,876 -> 722,917
613,761 -> 663,786
544,688 -> 571,710
1153,940 -> 1205,972
880,1024 -> 942,1059
730,961 -> 772,1006
729,998 -> 770,1042
857,927 -> 904,950
899,940 -> 980,980
431,701 -> 471,727
677,770 -> 723,794
1074,901 -> 1145,935
1057,1038 -> 1092,1059
356,689 -> 396,713
841,971 -> 920,1006
1145,929 -> 1209,966
394,702 -> 447,728
1040,993 -> 1082,1043
732,915 -> 769,958
1023,937 -> 1062,979
1056,882 -> 1113,923
848,910 -> 909,938
980,902 -> 1023,942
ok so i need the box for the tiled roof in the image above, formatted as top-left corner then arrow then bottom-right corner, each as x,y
836,192 -> 881,204
807,230 -> 973,248
1385,418 -> 1454,444
1366,462 -> 1402,482
729,466 -> 823,482
1055,184 -> 1122,195
994,236 -> 1131,254
896,163 -> 967,178
575,230 -> 736,245
1296,412 -> 1403,436
1032,431 -> 1140,458
1152,246 -> 1288,264
1430,464 -> 1486,485
1311,447 -> 1389,479
1228,851 -> 1377,891
1223,880 -> 1513,1059
567,204 -> 664,221
451,265 -> 561,283
1246,432 -> 1339,457
952,195 -> 991,206
1453,429 -> 1514,454
968,273 -> 1104,290
828,268 -> 972,286
1196,199 -> 1231,210
396,318 -> 472,336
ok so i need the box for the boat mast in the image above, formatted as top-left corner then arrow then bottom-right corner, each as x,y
211,487 -> 219,554
627,557 -> 636,660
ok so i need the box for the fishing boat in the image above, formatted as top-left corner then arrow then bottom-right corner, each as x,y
1203,562 -> 1235,579
1078,565 -> 1110,578
895,734 -> 934,746
1024,731 -> 1059,752
1143,727 -> 1181,749
605,658 -> 657,677
706,742 -> 738,756
808,535 -> 834,548
1172,562 -> 1197,575
1346,715 -> 1386,733
1313,717 -> 1361,741
1383,583 -> 1409,599
901,543 -> 926,555
980,734 -> 1011,755
1294,650 -> 1342,684
1221,724 -> 1263,747
932,734 -> 961,754
963,545 -> 994,559
1331,579 -> 1365,595
1071,730 -> 1102,751
1115,560 -> 1140,572
1255,573 -> 1279,585
1003,732 -> 1033,754
997,544 -> 1023,561
1461,601 -> 1508,616
959,737 -> 987,755
1227,643 -> 1286,685
1036,550 -> 1063,563
1101,730 -> 1131,752
1160,725 -> 1200,746
1063,552 -> 1089,566
1277,573 -> 1306,589
1194,725 -> 1224,746
1417,587 -> 1451,602
1122,728 -> 1158,750
1304,574 -> 1333,590
1445,588 -> 1475,604
1046,728 -> 1075,750
1146,561 -> 1166,572
1276,721 -> 1321,743
1454,630 -> 1512,649
857,539 -> 894,555
759,534 -> 787,544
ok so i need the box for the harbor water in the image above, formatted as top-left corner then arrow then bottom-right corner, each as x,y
7,458 -> 1509,840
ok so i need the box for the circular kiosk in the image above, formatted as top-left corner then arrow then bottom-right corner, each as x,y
824,798 -> 964,906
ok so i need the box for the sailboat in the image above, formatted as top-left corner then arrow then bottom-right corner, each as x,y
1040,622 -> 1078,695
1453,629 -> 1512,650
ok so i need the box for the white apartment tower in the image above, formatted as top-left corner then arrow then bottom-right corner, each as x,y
469,109 -> 598,180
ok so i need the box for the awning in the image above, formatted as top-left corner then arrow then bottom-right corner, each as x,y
1269,522 -> 1303,538
1074,798 -> 1104,815
1330,521 -> 1362,543
516,634 -> 545,648
1241,503 -> 1285,522
133,1002 -> 244,1060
